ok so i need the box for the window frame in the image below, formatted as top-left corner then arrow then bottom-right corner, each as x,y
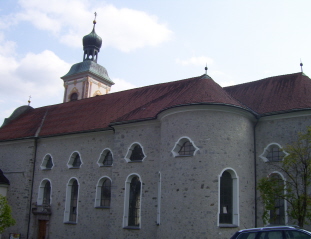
124,143 -> 146,163
260,143 -> 289,162
64,178 -> 80,224
123,174 -> 142,229
95,176 -> 112,208
40,154 -> 54,170
97,148 -> 113,167
67,151 -> 83,169
171,137 -> 199,157
218,168 -> 239,227
37,179 -> 52,206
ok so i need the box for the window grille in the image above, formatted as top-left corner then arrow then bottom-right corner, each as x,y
266,146 -> 285,161
178,141 -> 195,156
128,176 -> 141,226
100,179 -> 111,207
130,145 -> 144,161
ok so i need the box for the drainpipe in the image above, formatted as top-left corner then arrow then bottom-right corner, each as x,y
27,109 -> 48,238
253,119 -> 259,227
26,137 -> 38,239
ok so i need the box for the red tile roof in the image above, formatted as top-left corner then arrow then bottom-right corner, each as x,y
224,72 -> 311,115
1,72 -> 311,141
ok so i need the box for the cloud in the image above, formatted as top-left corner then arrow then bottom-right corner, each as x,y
176,56 -> 214,66
110,78 -> 137,93
0,44 -> 69,121
10,0 -> 173,52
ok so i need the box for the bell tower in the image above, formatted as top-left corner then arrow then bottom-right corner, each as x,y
61,14 -> 114,103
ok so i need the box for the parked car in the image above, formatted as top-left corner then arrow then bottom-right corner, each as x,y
230,226 -> 311,239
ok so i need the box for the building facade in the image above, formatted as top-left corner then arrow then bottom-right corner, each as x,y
0,22 -> 311,239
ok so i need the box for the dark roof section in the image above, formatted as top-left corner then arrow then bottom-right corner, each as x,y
0,74 -> 247,141
224,72 -> 311,115
0,169 -> 10,185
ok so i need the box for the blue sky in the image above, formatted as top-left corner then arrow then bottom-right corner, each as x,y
0,0 -> 311,122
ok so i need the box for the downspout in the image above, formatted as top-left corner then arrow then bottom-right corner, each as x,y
26,110 -> 48,239
253,118 -> 259,227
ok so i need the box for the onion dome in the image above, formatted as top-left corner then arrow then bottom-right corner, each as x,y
82,20 -> 102,63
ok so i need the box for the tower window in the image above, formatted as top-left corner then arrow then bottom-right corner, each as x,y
70,93 -> 78,101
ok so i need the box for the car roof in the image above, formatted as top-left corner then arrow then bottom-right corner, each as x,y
238,226 -> 299,233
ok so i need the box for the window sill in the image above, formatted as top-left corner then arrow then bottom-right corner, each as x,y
64,221 -> 77,225
41,168 -> 52,171
128,161 -> 143,163
175,155 -> 193,157
95,206 -> 110,209
123,226 -> 140,230
99,165 -> 113,167
219,224 -> 238,228
69,167 -> 81,169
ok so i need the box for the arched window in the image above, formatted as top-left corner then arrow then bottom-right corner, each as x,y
125,143 -> 146,162
43,181 -> 51,205
64,178 -> 79,223
218,169 -> 239,227
70,93 -> 78,101
70,180 -> 79,222
269,173 -> 286,225
219,171 -> 233,224
95,177 -> 112,208
172,137 -> 199,157
123,174 -> 142,228
260,143 -> 288,162
67,152 -> 82,169
37,179 -> 52,206
130,145 -> 144,161
97,149 -> 113,167
40,154 -> 54,170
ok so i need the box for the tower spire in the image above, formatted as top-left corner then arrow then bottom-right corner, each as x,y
82,13 -> 102,62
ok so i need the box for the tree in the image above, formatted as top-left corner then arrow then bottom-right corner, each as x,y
258,126 -> 311,228
0,195 -> 15,234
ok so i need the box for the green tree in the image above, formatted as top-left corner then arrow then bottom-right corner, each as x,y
0,195 -> 15,233
258,126 -> 311,228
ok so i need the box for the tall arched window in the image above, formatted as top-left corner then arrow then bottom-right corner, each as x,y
70,180 -> 79,222
43,181 -> 51,205
95,177 -> 112,208
218,169 -> 239,227
269,173 -> 285,225
123,174 -> 142,228
64,178 -> 79,223
37,179 -> 52,206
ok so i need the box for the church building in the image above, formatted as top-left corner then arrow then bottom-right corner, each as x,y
0,19 -> 311,239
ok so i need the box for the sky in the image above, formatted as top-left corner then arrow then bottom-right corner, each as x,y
0,0 -> 311,122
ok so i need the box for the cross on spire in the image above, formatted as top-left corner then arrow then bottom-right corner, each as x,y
93,12 -> 97,25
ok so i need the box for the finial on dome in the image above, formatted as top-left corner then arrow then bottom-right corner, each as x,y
28,95 -> 31,106
300,59 -> 303,73
93,12 -> 97,25
205,64 -> 208,75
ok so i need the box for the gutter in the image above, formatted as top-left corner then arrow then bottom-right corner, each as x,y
253,118 -> 259,227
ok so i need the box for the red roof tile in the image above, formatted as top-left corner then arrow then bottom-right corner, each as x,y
1,72 -> 311,141
0,75 -> 245,140
224,72 -> 311,115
